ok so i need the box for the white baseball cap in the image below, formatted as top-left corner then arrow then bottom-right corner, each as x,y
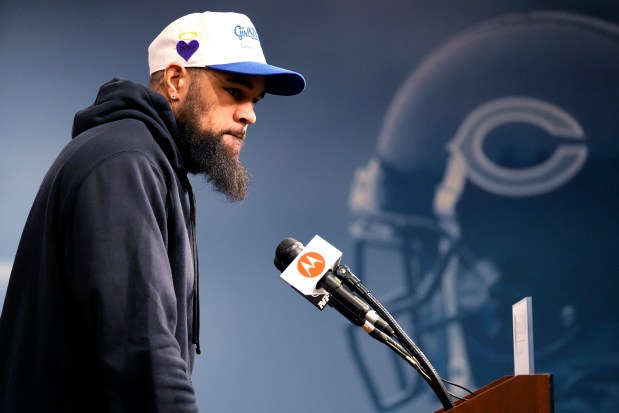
148,11 -> 305,96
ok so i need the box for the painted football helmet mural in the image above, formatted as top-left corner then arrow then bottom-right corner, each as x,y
348,11 -> 619,412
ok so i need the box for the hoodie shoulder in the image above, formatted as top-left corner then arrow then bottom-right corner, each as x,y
70,79 -> 187,177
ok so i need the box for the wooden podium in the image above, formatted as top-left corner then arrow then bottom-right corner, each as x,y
434,374 -> 553,413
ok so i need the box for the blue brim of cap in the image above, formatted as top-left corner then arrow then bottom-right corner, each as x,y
207,62 -> 305,96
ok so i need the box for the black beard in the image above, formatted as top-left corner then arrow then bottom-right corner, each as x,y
175,96 -> 249,203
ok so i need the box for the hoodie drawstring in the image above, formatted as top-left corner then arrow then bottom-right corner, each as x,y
188,186 -> 201,354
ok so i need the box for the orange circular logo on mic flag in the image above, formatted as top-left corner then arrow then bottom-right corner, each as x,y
297,252 -> 326,278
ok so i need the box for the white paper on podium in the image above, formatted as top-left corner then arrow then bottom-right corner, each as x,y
512,296 -> 534,375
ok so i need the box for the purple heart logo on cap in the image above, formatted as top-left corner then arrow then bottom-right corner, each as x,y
176,40 -> 199,62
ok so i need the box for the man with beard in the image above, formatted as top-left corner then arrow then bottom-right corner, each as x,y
0,11 -> 304,413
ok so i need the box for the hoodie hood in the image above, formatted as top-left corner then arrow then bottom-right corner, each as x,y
72,78 -> 188,181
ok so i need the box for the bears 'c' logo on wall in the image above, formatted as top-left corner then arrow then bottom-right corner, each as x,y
297,252 -> 326,278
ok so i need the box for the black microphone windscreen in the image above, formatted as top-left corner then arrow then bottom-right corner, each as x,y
274,237 -> 304,272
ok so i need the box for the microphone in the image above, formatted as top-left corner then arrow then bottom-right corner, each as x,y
274,236 -> 394,337
274,235 -> 455,410
317,271 -> 395,336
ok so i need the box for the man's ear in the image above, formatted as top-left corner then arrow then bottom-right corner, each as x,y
163,62 -> 190,104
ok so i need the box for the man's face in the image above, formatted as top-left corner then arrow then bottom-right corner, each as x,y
175,69 -> 266,202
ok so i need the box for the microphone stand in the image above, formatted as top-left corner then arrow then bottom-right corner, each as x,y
334,265 -> 455,411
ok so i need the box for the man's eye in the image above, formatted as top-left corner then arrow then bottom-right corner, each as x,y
226,88 -> 242,99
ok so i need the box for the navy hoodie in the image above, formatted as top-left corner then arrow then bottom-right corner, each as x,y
0,79 -> 200,412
